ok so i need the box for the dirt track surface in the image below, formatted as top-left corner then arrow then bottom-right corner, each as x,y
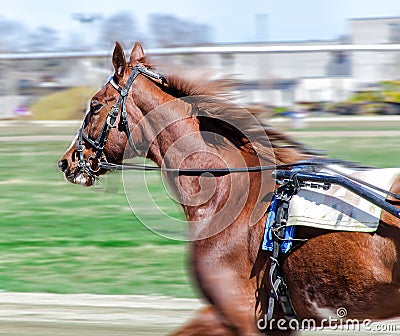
0,293 -> 399,336
0,292 -> 202,336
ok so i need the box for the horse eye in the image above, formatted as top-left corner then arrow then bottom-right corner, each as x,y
90,100 -> 104,114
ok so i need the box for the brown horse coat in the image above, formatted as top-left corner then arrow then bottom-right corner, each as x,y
59,42 -> 400,335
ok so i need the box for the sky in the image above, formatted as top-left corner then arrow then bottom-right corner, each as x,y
3,0 -> 400,44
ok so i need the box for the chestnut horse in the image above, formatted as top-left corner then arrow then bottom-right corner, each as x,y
59,42 -> 400,335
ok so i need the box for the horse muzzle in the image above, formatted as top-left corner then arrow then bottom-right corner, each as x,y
58,157 -> 98,187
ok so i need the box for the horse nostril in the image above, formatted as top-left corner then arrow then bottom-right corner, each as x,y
58,159 -> 69,172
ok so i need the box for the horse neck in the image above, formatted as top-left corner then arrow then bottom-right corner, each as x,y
131,80 -> 208,167
130,81 -> 269,233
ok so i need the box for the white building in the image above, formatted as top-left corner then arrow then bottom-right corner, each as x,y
160,17 -> 400,107
350,16 -> 400,84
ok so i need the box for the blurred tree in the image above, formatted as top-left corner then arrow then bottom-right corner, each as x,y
0,17 -> 29,52
148,14 -> 212,47
28,26 -> 59,52
99,12 -> 140,48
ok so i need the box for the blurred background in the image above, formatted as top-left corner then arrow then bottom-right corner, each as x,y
1,0 -> 400,335
0,0 -> 399,119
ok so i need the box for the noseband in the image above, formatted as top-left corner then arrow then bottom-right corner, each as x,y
76,65 -> 167,176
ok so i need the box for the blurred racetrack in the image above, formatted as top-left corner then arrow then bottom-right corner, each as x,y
0,293 -> 398,335
1,119 -> 400,335
0,292 -> 201,336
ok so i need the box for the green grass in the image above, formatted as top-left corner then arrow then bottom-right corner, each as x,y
289,125 -> 400,132
1,134 -> 400,298
0,142 -> 194,297
301,136 -> 400,168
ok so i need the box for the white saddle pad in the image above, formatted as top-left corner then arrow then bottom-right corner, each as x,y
287,165 -> 400,232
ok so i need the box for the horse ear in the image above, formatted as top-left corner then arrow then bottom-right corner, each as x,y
112,41 -> 127,77
129,42 -> 145,63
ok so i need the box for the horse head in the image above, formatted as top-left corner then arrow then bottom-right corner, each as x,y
58,42 -> 162,186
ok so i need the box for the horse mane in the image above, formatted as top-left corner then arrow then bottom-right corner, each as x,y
154,67 -> 319,165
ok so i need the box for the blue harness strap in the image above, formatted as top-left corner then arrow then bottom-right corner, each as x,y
262,181 -> 299,325
262,195 -> 296,253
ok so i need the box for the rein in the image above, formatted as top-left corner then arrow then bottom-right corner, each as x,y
98,161 -> 315,176
100,158 -> 400,216
98,158 -> 369,176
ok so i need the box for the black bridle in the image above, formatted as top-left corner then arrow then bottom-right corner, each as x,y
76,64 -> 168,178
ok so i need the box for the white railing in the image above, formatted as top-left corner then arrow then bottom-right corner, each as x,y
0,44 -> 400,60
1,43 -> 400,119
